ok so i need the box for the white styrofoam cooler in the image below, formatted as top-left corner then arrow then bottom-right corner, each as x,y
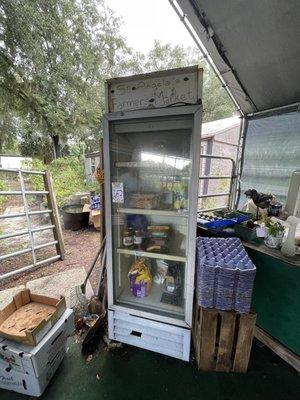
108,310 -> 191,361
0,308 -> 74,377
0,346 -> 66,397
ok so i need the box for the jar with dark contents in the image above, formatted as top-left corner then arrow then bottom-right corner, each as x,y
123,228 -> 133,248
133,229 -> 143,250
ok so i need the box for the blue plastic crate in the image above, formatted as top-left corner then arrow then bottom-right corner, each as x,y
197,212 -> 252,229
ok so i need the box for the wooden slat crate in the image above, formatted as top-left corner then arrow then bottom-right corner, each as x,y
192,304 -> 257,372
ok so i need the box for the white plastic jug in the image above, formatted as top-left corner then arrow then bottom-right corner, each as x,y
281,216 -> 300,257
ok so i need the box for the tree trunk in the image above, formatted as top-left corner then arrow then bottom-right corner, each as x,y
52,135 -> 61,159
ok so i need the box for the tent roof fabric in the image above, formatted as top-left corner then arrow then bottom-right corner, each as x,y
176,0 -> 300,114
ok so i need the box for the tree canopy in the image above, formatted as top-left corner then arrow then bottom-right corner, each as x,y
139,41 -> 235,122
0,0 -> 131,159
0,1 -> 235,161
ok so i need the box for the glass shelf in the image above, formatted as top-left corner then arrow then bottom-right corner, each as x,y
117,247 -> 187,262
117,208 -> 188,217
114,161 -> 190,177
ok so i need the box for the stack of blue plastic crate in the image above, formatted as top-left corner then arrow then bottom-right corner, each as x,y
196,237 -> 256,313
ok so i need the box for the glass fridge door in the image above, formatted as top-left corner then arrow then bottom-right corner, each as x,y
108,113 -> 195,321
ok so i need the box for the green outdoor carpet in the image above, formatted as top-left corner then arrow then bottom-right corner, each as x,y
1,338 -> 299,400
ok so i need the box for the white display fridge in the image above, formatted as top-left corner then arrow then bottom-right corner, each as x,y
104,72 -> 202,361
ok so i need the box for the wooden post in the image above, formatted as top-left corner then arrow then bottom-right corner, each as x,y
43,170 -> 65,260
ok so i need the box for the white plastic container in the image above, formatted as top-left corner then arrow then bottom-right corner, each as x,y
256,223 -> 268,238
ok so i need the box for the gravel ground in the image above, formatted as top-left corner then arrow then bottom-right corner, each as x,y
0,227 -> 101,293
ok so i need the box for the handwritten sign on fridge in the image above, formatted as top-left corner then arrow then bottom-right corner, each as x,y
106,66 -> 202,113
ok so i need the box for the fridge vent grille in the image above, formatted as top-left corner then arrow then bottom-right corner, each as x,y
108,310 -> 190,361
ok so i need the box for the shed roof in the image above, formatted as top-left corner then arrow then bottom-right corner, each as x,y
174,0 -> 300,114
202,115 -> 240,138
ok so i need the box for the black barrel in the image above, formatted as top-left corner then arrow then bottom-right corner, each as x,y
61,204 -> 89,230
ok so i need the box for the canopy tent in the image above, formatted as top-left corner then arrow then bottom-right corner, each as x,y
172,0 -> 300,115
170,1 -> 300,369
171,0 -> 300,206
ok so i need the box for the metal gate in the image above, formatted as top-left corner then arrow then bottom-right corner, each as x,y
0,168 -> 65,281
198,154 -> 236,213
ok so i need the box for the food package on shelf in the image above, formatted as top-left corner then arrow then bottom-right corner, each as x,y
146,225 -> 170,253
153,260 -> 169,285
161,263 -> 183,306
128,193 -> 160,209
128,258 -> 152,298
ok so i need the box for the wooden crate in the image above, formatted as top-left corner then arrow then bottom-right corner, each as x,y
192,304 -> 257,372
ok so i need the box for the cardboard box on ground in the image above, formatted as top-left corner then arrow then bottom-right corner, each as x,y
82,203 -> 101,230
0,305 -> 74,397
0,289 -> 66,346
0,346 -> 66,397
0,309 -> 74,376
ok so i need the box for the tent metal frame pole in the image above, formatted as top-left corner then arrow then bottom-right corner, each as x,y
234,117 -> 249,209
169,0 -> 248,209
247,101 -> 300,118
233,116 -> 246,209
168,0 -> 244,116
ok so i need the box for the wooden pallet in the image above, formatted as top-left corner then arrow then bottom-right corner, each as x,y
192,305 -> 257,372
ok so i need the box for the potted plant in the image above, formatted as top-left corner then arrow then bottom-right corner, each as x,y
264,219 -> 285,249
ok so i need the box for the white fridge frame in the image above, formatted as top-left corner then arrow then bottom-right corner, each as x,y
103,105 -> 202,330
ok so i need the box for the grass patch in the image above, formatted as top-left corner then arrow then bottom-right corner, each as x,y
23,157 -> 99,206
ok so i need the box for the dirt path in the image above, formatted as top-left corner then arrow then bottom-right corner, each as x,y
0,228 -> 101,292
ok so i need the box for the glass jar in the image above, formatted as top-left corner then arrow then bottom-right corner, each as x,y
133,229 -> 143,249
123,228 -> 133,247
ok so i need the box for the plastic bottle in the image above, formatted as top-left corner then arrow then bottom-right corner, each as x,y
281,216 -> 300,257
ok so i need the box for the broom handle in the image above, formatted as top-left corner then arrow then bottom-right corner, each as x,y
101,271 -> 107,315
96,242 -> 107,298
83,236 -> 106,287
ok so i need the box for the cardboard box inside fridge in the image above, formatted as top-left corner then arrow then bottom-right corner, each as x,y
0,345 -> 66,397
0,308 -> 74,377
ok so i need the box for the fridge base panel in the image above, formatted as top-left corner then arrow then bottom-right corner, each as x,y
108,310 -> 191,361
